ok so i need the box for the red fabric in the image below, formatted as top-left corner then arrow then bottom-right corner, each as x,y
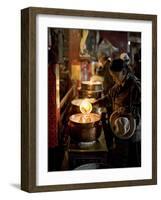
100,31 -> 128,52
48,65 -> 58,148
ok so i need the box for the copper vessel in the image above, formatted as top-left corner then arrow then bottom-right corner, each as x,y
81,81 -> 103,91
68,113 -> 102,143
79,81 -> 103,99
78,89 -> 103,99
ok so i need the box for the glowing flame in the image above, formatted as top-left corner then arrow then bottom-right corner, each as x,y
80,99 -> 92,114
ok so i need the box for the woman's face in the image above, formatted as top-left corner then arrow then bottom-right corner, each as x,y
109,70 -> 126,85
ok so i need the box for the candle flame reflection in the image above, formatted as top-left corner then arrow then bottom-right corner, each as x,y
80,99 -> 92,115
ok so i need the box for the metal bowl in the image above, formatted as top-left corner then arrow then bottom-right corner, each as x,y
81,81 -> 103,91
68,113 -> 102,143
78,89 -> 103,99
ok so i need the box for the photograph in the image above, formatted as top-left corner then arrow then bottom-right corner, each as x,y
21,7 -> 157,192
48,28 -> 142,171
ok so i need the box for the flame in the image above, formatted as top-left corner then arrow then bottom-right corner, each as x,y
80,99 -> 92,114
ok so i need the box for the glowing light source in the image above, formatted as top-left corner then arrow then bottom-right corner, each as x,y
80,99 -> 92,114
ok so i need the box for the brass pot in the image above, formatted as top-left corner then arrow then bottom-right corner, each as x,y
68,113 -> 102,143
79,89 -> 103,99
81,81 -> 103,91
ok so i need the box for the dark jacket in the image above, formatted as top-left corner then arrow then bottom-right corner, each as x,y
108,72 -> 141,143
96,71 -> 141,142
109,72 -> 141,125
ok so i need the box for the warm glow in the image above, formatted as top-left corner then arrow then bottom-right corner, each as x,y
80,100 -> 92,114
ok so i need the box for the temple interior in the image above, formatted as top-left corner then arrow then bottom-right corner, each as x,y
48,28 -> 141,171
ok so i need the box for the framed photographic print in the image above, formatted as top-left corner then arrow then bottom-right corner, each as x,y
21,7 -> 157,192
